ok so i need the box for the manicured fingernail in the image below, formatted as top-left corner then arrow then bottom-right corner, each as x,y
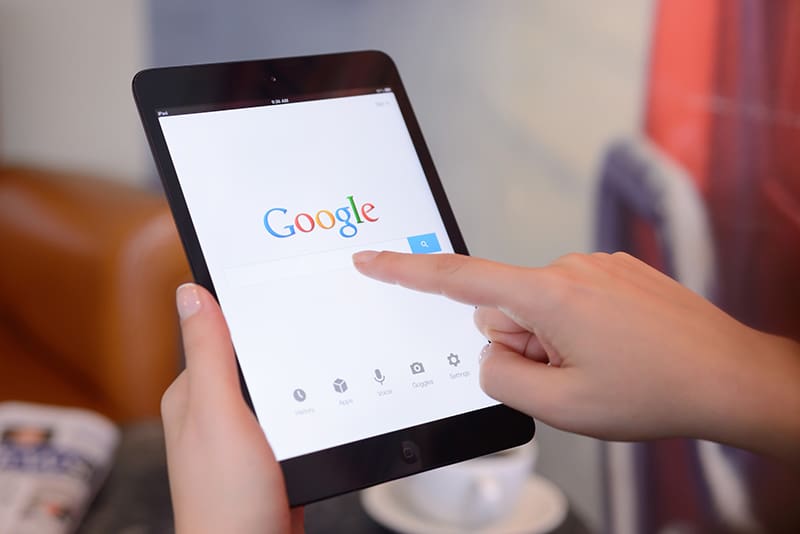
176,283 -> 202,320
353,250 -> 379,265
479,343 -> 492,364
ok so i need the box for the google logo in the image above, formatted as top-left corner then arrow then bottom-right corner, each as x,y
264,195 -> 379,239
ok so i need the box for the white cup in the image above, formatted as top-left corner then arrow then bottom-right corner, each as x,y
391,442 -> 537,528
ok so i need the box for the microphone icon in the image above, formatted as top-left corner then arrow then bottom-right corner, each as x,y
373,369 -> 386,385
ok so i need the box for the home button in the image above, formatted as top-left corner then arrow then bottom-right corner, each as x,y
400,440 -> 420,464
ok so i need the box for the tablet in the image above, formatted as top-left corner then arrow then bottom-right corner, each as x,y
133,51 -> 534,505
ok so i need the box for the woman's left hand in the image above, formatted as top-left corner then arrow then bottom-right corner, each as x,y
162,283 -> 304,534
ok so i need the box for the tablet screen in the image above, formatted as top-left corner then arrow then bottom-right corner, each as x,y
158,88 -> 496,460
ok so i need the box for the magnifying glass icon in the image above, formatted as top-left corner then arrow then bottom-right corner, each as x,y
406,233 -> 441,254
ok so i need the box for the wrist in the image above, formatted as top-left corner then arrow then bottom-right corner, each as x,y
698,329 -> 800,464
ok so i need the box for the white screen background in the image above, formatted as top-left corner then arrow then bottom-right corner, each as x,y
160,92 -> 496,460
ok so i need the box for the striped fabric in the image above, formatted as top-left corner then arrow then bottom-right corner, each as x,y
597,1 -> 800,532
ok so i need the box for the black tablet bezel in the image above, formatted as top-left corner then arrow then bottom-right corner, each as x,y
133,50 -> 534,506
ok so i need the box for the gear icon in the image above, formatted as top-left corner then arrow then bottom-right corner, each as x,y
447,353 -> 460,367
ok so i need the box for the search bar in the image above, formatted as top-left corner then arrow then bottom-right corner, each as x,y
225,233 -> 441,289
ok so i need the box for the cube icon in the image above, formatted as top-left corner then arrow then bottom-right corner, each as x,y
333,378 -> 348,393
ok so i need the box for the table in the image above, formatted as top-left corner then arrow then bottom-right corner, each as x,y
80,422 -> 590,533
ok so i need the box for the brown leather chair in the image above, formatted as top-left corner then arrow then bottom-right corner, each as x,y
0,166 -> 190,422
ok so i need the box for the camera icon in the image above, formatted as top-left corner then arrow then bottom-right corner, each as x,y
409,361 -> 425,375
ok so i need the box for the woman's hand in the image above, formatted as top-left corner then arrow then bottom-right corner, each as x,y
353,251 -> 800,464
161,283 -> 303,534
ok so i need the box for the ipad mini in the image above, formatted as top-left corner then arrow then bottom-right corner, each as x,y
133,51 -> 534,505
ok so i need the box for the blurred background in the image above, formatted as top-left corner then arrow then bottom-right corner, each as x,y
1,1 -> 798,533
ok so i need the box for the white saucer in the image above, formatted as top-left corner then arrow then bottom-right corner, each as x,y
360,475 -> 568,534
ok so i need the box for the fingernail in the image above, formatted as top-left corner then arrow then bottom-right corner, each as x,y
176,283 -> 202,320
479,344 -> 492,364
353,250 -> 379,265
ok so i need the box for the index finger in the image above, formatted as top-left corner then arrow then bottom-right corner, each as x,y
352,250 -> 542,311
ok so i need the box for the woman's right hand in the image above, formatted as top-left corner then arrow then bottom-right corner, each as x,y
354,251 -> 800,464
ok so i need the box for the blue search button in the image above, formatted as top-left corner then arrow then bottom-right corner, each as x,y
407,233 -> 441,254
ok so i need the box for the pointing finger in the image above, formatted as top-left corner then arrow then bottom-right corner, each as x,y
353,251 -> 546,315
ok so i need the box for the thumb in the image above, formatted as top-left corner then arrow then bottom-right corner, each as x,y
479,342 -> 571,424
176,283 -> 243,407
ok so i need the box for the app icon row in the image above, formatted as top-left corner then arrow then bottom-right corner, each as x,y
292,353 -> 462,402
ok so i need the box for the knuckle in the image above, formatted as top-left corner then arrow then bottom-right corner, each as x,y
160,375 -> 184,421
553,252 -> 585,267
611,251 -> 635,262
537,266 -> 575,308
160,385 -> 176,418
433,253 -> 466,277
